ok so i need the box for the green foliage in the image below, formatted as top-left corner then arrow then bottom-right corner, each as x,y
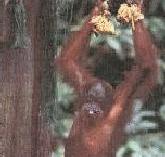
44,75 -> 74,139
147,18 -> 165,44
53,146 -> 65,157
125,99 -> 158,134
54,76 -> 75,136
56,75 -> 76,108
159,104 -> 165,121
117,134 -> 165,157
148,0 -> 165,15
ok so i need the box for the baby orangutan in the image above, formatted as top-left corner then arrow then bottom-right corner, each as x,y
55,0 -> 158,157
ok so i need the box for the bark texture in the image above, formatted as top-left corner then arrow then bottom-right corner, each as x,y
0,0 -> 55,157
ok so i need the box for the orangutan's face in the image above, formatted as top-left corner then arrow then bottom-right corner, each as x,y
82,101 -> 104,122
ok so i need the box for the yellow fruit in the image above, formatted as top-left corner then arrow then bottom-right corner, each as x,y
117,3 -> 144,30
91,15 -> 115,34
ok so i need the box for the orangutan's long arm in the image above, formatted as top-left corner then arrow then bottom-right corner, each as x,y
105,0 -> 158,127
55,1 -> 105,91
56,22 -> 96,91
132,21 -> 158,101
105,20 -> 158,129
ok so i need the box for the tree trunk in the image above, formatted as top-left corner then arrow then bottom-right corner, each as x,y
0,0 -> 56,157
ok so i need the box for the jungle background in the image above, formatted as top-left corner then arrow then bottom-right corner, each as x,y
52,0 -> 165,156
0,0 -> 164,157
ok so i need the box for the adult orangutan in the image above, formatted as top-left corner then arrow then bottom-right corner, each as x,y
55,0 -> 158,157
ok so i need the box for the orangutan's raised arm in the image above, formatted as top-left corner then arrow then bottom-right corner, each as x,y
132,21 -> 158,101
55,1 -> 105,92
106,20 -> 158,129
